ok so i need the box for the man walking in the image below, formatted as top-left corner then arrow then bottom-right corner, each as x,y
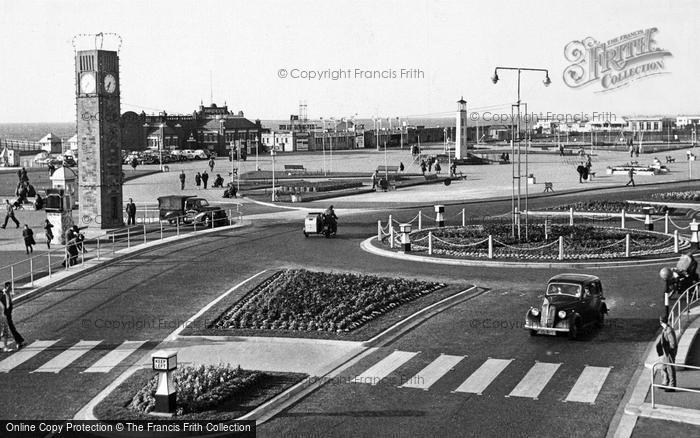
657,315 -> 677,391
202,171 -> 209,189
1,199 -> 19,229
1,281 -> 25,351
208,157 -> 215,173
179,171 -> 186,190
371,170 -> 379,190
125,198 -> 137,225
625,168 -> 635,187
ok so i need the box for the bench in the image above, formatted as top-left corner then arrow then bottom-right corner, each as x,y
543,182 -> 554,192
665,155 -> 676,163
377,165 -> 399,173
284,164 -> 305,174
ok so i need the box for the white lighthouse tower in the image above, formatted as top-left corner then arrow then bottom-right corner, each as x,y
455,97 -> 469,159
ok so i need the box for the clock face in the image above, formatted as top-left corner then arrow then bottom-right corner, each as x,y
80,72 -> 96,94
104,74 -> 117,94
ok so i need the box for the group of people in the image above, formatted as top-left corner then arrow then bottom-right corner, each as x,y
179,170 -> 226,190
419,156 -> 441,174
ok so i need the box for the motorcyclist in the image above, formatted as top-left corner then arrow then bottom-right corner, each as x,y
323,205 -> 338,235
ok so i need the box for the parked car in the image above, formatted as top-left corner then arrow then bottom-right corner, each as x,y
524,274 -> 608,340
157,195 -> 228,227
169,150 -> 187,161
61,155 -> 77,167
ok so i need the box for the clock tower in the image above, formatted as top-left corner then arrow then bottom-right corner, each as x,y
75,49 -> 123,228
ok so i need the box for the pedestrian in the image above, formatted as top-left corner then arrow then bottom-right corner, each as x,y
559,144 -> 564,156
20,167 -> 28,183
44,219 -> 54,249
47,162 -> 56,177
399,162 -> 404,172
195,172 -> 202,188
625,168 -> 635,187
1,281 -> 25,351
371,170 -> 379,190
179,171 -> 186,190
208,157 -> 215,172
435,161 -> 441,174
450,161 -> 457,177
420,160 -> 427,175
656,315 -> 677,391
22,224 -> 35,254
34,194 -> 43,211
125,198 -> 137,225
72,225 -> 86,254
62,227 -> 79,267
428,158 -> 433,173
577,164 -> 586,183
635,144 -> 640,158
1,199 -> 19,229
629,142 -> 634,158
202,171 -> 209,189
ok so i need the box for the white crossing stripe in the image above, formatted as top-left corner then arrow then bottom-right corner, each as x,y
454,358 -> 513,395
31,340 -> 102,373
400,354 -> 464,390
353,350 -> 418,385
507,362 -> 560,399
0,340 -> 60,373
565,366 -> 611,403
83,340 -> 146,373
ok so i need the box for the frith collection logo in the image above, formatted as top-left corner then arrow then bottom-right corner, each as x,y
563,28 -> 672,92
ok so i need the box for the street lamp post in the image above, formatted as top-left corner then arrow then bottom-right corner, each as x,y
271,148 -> 276,202
492,66 -> 551,240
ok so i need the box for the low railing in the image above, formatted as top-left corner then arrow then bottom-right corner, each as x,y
0,208 -> 242,294
650,362 -> 700,408
669,282 -> 700,334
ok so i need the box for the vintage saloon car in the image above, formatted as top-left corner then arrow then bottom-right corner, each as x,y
525,274 -> 608,340
157,195 -> 227,227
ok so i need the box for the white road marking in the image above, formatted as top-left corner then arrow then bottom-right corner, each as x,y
0,340 -> 59,373
353,350 -> 418,385
454,358 -> 513,395
507,362 -> 560,399
400,354 -> 464,390
83,340 -> 146,373
32,340 -> 102,373
565,366 -> 611,403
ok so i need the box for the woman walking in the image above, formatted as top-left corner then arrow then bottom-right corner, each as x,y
44,219 -> 54,249
22,224 -> 35,254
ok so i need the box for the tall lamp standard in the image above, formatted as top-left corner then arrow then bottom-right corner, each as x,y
271,147 -> 276,202
491,66 -> 551,240
320,117 -> 327,175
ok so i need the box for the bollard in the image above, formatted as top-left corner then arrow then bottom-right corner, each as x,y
428,231 -> 433,255
389,214 -> 393,229
65,246 -> 69,270
418,212 -> 422,230
211,213 -> 215,229
643,207 -> 653,231
377,220 -> 382,240
664,212 -> 669,234
111,233 -> 115,255
176,219 -> 180,236
674,230 -> 679,253
48,251 -> 52,277
10,266 -> 14,292
29,258 -> 33,287
462,208 -> 466,227
96,237 -> 100,260
558,236 -> 564,260
151,351 -> 178,415
544,217 -> 551,240
488,235 -> 493,259
81,245 -> 85,265
143,224 -> 147,244
127,227 -> 131,248
691,220 -> 699,249
569,207 -> 574,226
435,205 -> 445,227
625,234 -> 631,257
390,225 -> 395,249
160,221 -> 163,240
620,209 -> 626,229
399,223 -> 412,252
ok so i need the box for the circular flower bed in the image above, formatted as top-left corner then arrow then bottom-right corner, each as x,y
211,269 -> 445,332
403,224 -> 679,261
548,200 -> 669,214
651,191 -> 700,201
129,364 -> 262,416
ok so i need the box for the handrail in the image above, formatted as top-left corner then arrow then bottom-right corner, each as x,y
669,282 -> 700,333
650,361 -> 700,408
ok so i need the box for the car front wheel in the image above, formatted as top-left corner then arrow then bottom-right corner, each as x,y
596,310 -> 605,328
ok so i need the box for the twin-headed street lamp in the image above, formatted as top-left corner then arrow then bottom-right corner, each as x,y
492,66 -> 551,240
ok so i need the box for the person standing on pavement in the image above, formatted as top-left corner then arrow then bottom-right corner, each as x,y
559,144 -> 564,156
44,219 -> 54,249
195,172 -> 202,189
1,199 -> 19,229
371,170 -> 379,190
399,162 -> 404,172
125,198 -> 137,225
450,161 -> 457,177
1,282 -> 25,351
179,171 -> 186,190
420,160 -> 427,175
657,315 -> 677,391
435,161 -> 441,174
208,157 -> 215,173
625,168 -> 635,187
22,224 -> 35,254
202,171 -> 209,189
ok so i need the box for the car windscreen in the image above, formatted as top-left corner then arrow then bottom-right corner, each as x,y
546,282 -> 581,298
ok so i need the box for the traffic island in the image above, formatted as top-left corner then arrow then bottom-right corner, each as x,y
179,269 -> 470,341
93,364 -> 306,421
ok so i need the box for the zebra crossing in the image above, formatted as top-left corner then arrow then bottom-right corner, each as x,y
351,350 -> 612,404
0,340 -> 147,374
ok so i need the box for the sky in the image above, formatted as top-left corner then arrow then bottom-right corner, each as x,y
0,0 -> 698,123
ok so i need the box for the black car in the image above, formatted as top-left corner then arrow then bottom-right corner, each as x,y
525,274 -> 608,340
157,195 -> 228,227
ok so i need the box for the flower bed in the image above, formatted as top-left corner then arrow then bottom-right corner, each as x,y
651,191 -> 700,201
547,200 -> 669,214
279,180 -> 363,193
403,224 -> 679,260
211,269 -> 445,332
129,364 -> 262,416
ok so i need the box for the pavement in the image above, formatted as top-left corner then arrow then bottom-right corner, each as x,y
0,145 -> 699,436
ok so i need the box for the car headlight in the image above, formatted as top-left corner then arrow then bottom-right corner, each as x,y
531,308 -> 540,317
558,310 -> 567,319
